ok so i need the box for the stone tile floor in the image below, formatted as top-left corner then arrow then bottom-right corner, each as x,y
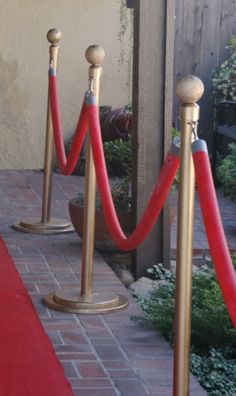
2,170 -> 234,395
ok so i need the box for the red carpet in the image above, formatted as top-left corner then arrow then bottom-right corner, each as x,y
0,238 -> 74,396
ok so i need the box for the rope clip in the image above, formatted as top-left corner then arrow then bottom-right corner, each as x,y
88,77 -> 95,96
188,121 -> 199,141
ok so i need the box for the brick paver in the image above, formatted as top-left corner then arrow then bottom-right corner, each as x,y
0,170 -> 227,395
171,188 -> 236,254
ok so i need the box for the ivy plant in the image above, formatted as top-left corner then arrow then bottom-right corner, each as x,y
191,349 -> 236,396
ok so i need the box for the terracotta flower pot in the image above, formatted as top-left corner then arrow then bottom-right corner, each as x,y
69,198 -> 133,251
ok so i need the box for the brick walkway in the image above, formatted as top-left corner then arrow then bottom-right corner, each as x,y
2,170 -> 232,395
171,188 -> 236,254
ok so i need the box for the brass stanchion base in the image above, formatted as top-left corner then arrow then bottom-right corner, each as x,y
43,287 -> 129,314
13,217 -> 74,234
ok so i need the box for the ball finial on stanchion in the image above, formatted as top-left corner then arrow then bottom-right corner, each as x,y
85,45 -> 105,66
176,75 -> 204,104
47,29 -> 62,45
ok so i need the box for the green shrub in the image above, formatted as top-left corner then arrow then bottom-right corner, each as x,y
212,38 -> 236,104
233,253 -> 236,269
134,283 -> 175,342
132,262 -> 236,394
191,268 -> 236,353
217,143 -> 236,202
133,263 -> 236,353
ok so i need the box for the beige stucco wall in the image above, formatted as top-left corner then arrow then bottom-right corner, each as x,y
0,0 -> 132,169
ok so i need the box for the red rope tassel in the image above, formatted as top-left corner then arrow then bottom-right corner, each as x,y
87,102 -> 179,251
192,139 -> 236,327
49,74 -> 88,175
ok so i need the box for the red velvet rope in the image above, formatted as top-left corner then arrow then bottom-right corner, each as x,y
49,75 -> 88,175
87,103 -> 180,251
48,76 -> 236,325
192,141 -> 236,327
49,76 -> 179,251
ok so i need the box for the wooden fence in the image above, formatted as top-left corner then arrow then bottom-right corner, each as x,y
174,0 -> 236,148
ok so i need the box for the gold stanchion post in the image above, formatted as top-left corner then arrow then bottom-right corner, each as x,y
43,45 -> 128,314
13,28 -> 74,234
173,75 -> 204,396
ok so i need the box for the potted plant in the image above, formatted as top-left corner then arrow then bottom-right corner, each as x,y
68,103 -> 133,251
69,175 -> 133,251
65,105 -> 132,176
103,137 -> 132,177
69,120 -> 180,249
